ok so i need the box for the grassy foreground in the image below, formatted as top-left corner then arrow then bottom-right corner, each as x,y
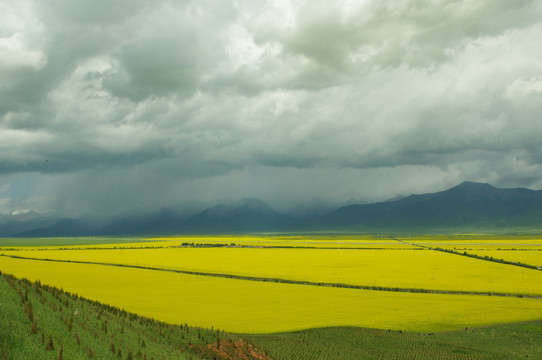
1,271 -> 542,359
247,324 -> 542,360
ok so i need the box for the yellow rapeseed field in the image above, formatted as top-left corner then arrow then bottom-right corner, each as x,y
462,250 -> 542,267
6,246 -> 542,295
149,235 -> 416,248
402,235 -> 542,248
1,255 -> 541,333
398,234 -> 542,242
0,235 -> 417,250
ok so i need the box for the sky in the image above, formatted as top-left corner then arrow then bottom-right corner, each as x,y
1,0 -> 542,217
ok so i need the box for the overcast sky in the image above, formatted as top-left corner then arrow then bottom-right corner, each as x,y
1,0 -> 542,216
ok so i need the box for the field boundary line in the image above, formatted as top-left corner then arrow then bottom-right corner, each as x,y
1,253 -> 541,299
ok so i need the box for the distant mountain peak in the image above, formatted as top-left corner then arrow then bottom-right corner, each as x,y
454,181 -> 495,190
233,198 -> 270,208
323,181 -> 542,229
181,197 -> 294,233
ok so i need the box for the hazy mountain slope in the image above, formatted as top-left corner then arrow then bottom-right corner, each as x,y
0,216 -> 61,237
4,182 -> 542,236
97,207 -> 185,235
13,218 -> 100,237
182,198 -> 296,233
322,182 -> 542,229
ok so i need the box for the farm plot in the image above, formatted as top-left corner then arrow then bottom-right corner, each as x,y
460,250 -> 542,268
5,246 -> 542,296
402,235 -> 542,250
149,235 -> 418,248
0,236 -> 151,248
0,255 -> 541,334
0,235 -> 417,250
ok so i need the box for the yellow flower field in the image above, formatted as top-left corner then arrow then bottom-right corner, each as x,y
399,234 -> 542,243
462,250 -> 542,267
0,255 -> 541,334
0,235 -> 418,250
6,246 -> 542,295
149,235 -> 417,248
402,235 -> 542,249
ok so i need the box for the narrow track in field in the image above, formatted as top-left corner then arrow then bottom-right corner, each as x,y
2,253 -> 541,299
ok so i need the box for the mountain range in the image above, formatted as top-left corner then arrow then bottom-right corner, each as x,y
1,181 -> 542,237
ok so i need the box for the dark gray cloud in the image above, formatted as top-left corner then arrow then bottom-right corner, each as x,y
1,0 -> 542,215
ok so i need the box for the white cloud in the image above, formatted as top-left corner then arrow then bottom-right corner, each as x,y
0,33 -> 47,70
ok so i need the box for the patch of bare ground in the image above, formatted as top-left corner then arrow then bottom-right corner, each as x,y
192,338 -> 270,360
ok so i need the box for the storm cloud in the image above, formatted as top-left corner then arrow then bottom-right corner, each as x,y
1,0 -> 542,216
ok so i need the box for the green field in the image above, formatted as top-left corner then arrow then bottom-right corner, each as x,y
0,237 -> 148,248
248,323 -> 542,360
